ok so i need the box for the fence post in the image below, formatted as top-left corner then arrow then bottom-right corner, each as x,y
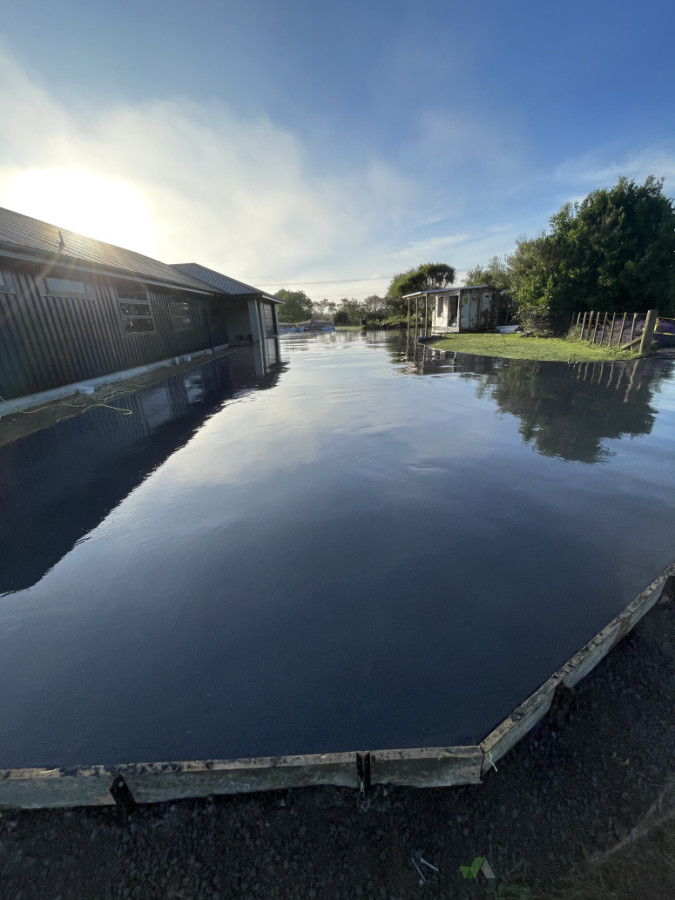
630,313 -> 637,343
639,309 -> 658,357
608,312 -> 616,346
592,311 -> 600,344
619,313 -> 627,346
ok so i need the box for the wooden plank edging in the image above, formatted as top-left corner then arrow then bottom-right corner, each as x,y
479,563 -> 674,777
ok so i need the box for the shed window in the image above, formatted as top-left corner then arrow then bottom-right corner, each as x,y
45,277 -> 88,295
117,284 -> 155,335
169,297 -> 193,332
263,303 -> 275,336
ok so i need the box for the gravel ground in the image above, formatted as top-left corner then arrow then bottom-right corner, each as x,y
1,590 -> 673,899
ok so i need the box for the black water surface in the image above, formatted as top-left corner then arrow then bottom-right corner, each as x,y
0,332 -> 673,768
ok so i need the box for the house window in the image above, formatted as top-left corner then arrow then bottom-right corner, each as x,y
437,298 -> 444,317
45,277 -> 88,295
169,297 -> 193,332
117,282 -> 155,334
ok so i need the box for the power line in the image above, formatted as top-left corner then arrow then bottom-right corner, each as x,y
256,274 -> 393,286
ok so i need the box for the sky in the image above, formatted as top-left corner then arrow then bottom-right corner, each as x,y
0,0 -> 674,302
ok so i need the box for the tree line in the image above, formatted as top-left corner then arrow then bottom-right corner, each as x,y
275,263 -> 457,326
276,176 -> 675,334
468,176 -> 675,334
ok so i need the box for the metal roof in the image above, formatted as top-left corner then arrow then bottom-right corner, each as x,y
0,207 -> 210,293
172,263 -> 282,303
402,284 -> 495,298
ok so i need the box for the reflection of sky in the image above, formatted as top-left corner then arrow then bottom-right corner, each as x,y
1,333 -> 674,769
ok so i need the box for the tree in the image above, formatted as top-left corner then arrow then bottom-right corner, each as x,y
274,289 -> 314,322
508,176 -> 675,333
335,298 -> 363,325
386,262 -> 456,302
465,256 -> 511,292
361,294 -> 387,320
466,255 -> 514,321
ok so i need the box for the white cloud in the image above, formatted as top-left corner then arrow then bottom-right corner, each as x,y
0,46 -> 414,290
554,145 -> 675,192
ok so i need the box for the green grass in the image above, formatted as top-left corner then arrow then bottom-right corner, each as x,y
428,333 -> 639,362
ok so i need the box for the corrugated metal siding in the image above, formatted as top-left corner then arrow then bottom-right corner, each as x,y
0,262 -> 216,400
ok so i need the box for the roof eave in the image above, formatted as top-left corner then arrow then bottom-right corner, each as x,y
0,244 -> 216,296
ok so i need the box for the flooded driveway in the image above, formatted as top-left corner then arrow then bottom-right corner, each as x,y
1,333 -> 674,768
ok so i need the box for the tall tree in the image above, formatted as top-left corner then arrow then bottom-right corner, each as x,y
274,289 -> 314,322
386,262 -> 456,302
509,176 -> 675,333
465,256 -> 511,292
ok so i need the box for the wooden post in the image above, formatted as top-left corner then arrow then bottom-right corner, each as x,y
600,312 -> 608,344
619,312 -> 627,346
630,312 -> 637,343
639,309 -> 658,357
608,312 -> 616,346
407,297 -> 411,330
425,295 -> 429,337
591,311 -> 600,344
580,311 -> 588,340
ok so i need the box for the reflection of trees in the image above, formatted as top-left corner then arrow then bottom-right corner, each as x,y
483,358 -> 669,463
389,334 -> 672,464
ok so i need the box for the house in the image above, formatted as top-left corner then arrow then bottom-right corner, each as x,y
172,262 -> 282,345
403,284 -> 501,335
0,207 -> 282,408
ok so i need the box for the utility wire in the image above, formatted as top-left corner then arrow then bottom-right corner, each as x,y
256,274 -> 393,287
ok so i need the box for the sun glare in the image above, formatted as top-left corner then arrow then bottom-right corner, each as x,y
1,167 -> 158,257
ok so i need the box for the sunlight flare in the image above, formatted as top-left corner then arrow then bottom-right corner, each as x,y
1,167 -> 157,256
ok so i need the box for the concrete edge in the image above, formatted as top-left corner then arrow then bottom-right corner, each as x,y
0,747 -> 482,810
1,565 -> 672,809
479,563 -> 675,777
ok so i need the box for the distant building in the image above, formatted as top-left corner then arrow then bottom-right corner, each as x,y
403,285 -> 501,334
0,207 -> 283,406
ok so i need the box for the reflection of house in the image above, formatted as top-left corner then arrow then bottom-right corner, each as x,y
0,345 -> 285,594
404,284 -> 500,334
0,207 -> 283,406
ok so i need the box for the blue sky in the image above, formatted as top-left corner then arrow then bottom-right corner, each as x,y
1,0 -> 674,300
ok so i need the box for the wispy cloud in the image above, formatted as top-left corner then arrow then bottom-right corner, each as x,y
0,46 -> 413,293
554,144 -> 675,190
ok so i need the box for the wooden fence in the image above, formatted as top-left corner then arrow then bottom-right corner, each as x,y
571,310 -> 675,353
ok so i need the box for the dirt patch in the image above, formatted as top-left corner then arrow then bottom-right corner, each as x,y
0,347 -> 241,449
1,594 -> 672,899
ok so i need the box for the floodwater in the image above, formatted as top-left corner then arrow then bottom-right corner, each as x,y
1,332 -> 674,768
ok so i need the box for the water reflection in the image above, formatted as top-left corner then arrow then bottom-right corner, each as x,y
0,342 -> 285,594
397,337 -> 674,463
0,331 -> 673,768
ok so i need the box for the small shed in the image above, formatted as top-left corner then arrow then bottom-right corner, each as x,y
404,284 -> 500,335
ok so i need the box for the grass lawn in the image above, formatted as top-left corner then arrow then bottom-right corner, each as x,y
428,332 -> 639,362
